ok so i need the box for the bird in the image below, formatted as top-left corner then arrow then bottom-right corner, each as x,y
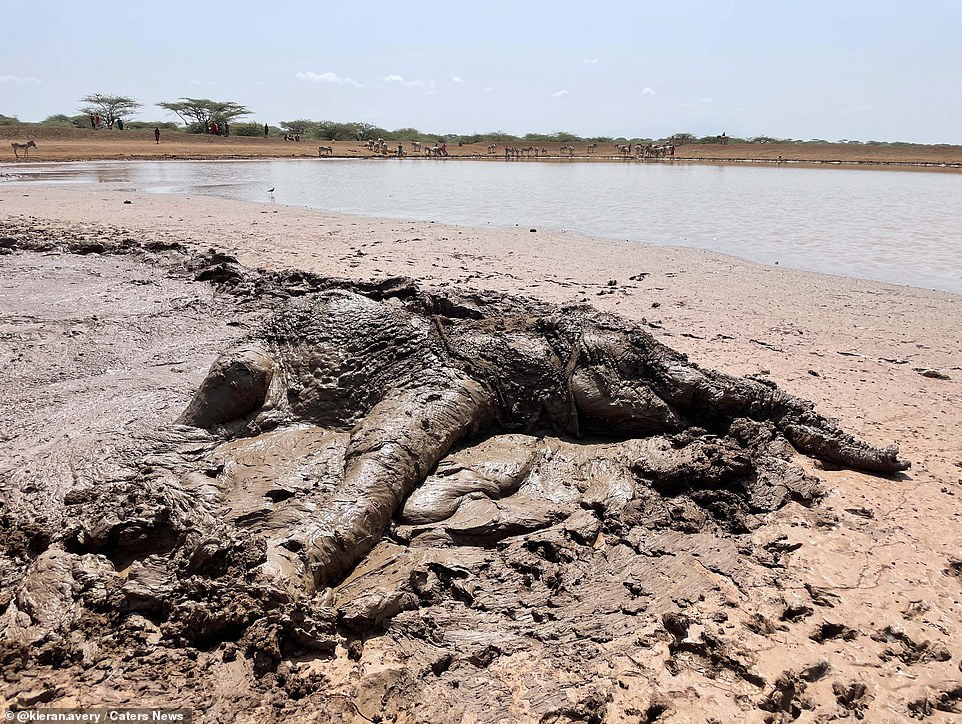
267,187 -> 275,194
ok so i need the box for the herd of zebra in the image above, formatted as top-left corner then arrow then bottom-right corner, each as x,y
337,140 -> 677,160
8,136 -> 675,162
487,141 -> 676,159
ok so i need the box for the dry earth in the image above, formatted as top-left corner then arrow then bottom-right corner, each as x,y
2,126 -> 962,169
1,186 -> 961,722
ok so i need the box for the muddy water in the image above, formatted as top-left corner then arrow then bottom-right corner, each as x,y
6,158 -> 962,293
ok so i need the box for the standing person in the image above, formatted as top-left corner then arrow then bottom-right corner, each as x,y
397,143 -> 403,157
154,127 -> 161,144
90,114 -> 96,128
117,118 -> 124,131
440,142 -> 447,157
94,114 -> 100,128
223,121 -> 229,136
264,123 -> 269,137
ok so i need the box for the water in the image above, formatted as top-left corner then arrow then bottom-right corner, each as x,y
5,158 -> 962,294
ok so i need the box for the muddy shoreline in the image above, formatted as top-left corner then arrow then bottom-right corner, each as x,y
2,191 -> 962,722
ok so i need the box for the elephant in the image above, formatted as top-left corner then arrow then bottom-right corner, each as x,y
178,258 -> 908,595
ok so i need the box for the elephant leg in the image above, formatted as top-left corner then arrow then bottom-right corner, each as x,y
177,345 -> 278,428
269,375 -> 496,593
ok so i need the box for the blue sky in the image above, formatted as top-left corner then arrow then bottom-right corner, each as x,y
2,0 -> 961,143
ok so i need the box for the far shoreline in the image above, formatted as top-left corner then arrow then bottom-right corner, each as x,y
4,126 -> 962,172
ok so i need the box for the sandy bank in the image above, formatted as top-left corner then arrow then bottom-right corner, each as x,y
2,185 -> 962,721
3,126 -> 962,170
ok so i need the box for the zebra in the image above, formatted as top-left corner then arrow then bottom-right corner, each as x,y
11,140 -> 37,159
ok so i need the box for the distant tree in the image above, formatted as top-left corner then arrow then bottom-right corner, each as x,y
483,130 -> 520,143
381,127 -> 420,141
0,114 -> 19,126
351,122 -> 388,141
40,114 -> 88,128
454,133 -> 482,144
553,130 -> 582,143
158,98 -> 251,132
79,93 -> 142,128
668,133 -> 696,146
315,121 -> 353,141
230,122 -> 266,137
279,119 -> 317,136
124,120 -> 181,131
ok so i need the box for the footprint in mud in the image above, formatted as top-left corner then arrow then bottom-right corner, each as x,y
810,621 -> 859,643
833,680 -> 871,719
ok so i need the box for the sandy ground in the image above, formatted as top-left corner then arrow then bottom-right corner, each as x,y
3,126 -> 962,169
2,185 -> 962,721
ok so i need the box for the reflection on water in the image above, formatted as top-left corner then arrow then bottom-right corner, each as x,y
5,158 -> 961,294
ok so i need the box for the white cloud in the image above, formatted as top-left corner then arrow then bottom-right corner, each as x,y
641,87 -> 656,95
384,74 -> 425,87
552,89 -> 569,98
582,58 -> 599,64
0,75 -> 41,85
189,79 -> 218,87
296,71 -> 361,87
451,75 -> 463,83
483,86 -> 494,93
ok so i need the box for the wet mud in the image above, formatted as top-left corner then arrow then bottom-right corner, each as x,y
1,228 -> 956,723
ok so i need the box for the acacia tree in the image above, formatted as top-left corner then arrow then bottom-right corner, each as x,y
78,94 -> 142,128
279,119 -> 317,137
157,98 -> 251,132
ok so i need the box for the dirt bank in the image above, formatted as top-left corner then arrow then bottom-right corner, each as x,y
2,126 -> 961,170
1,188 -> 961,722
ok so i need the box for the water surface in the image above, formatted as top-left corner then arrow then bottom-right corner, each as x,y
6,158 -> 961,294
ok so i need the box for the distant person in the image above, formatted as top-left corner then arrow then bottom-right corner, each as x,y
397,143 -> 403,157
154,127 -> 160,144
223,121 -> 229,136
94,114 -> 101,128
117,118 -> 124,131
90,114 -> 96,128
440,142 -> 447,157
264,123 -> 269,137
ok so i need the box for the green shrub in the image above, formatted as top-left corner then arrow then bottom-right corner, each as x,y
125,121 -> 180,131
40,114 -> 85,128
231,122 -> 265,136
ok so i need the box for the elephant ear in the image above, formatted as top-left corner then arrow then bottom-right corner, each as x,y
177,345 -> 277,428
